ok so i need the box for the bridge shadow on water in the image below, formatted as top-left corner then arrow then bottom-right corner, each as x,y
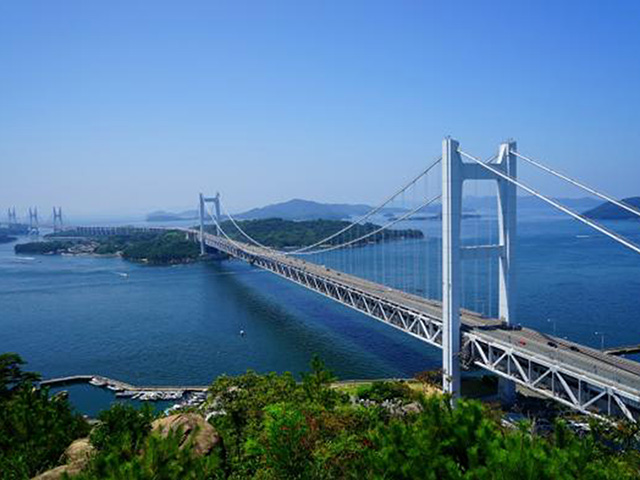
203,258 -> 442,380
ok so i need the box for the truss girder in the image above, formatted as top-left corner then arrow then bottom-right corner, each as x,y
204,235 -> 443,348
204,234 -> 640,422
466,333 -> 640,421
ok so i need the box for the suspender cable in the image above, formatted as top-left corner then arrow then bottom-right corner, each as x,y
513,151 -> 640,220
294,194 -> 442,256
288,156 -> 442,254
215,157 -> 442,257
459,149 -> 640,256
219,202 -> 275,251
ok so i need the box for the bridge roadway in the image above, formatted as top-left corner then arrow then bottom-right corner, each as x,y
198,230 -> 640,421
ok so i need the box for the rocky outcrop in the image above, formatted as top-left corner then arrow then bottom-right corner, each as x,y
151,413 -> 221,457
32,438 -> 95,480
32,414 -> 218,479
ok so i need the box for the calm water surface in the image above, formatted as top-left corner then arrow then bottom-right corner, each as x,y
2,217 -> 640,414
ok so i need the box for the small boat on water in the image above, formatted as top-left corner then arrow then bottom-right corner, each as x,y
89,377 -> 107,387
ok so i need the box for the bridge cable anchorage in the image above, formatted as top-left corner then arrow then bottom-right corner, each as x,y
459,149 -> 640,256
512,150 -> 640,220
287,194 -> 442,256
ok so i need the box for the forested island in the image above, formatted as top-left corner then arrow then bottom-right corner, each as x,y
213,218 -> 423,249
3,353 -> 640,479
13,218 -> 420,265
14,231 -> 200,265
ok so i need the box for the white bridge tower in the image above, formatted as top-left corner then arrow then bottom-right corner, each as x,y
199,192 -> 221,255
442,138 -> 517,400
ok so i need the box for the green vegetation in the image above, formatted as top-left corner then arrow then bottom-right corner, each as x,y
14,240 -> 74,254
3,354 -> 640,479
119,231 -> 200,264
14,231 -> 200,265
72,404 -> 220,479
212,218 -> 423,249
0,353 -> 89,479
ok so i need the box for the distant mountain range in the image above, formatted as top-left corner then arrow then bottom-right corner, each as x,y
463,196 -> 601,213
146,210 -> 198,222
234,199 -> 403,221
145,199 -> 396,222
146,196 -> 609,223
583,197 -> 640,220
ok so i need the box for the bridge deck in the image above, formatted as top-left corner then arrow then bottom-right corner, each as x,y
292,246 -> 640,393
201,231 -> 640,420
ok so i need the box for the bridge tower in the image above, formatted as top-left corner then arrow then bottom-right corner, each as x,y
442,138 -> 517,401
53,207 -> 63,232
198,193 -> 222,255
28,207 -> 39,235
7,207 -> 17,225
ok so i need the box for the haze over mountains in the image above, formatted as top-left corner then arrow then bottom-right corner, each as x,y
147,199 -> 406,222
234,199 -> 404,221
146,196 -> 607,223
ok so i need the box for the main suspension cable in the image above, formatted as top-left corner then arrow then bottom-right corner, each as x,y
291,193 -> 442,256
512,150 -> 640,220
287,157 -> 441,254
459,149 -> 640,256
219,201 -> 276,252
215,156 -> 442,256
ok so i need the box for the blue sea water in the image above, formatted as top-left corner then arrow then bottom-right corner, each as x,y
1,216 -> 640,415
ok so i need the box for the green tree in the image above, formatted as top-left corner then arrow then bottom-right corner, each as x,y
0,353 -> 89,479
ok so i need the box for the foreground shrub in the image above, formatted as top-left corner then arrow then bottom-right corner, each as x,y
0,353 -> 89,479
74,428 -> 221,480
3,354 -> 640,479
90,403 -> 156,461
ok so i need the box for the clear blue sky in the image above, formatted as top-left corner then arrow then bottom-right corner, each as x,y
1,0 -> 639,217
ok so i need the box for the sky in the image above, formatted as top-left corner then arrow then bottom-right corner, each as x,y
1,0 -> 640,219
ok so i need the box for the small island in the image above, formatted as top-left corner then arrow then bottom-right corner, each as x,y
13,218 -> 422,264
15,230 -> 200,265
146,209 -> 198,222
583,196 -> 640,220
212,218 -> 424,249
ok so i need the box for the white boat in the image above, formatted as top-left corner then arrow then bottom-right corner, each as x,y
89,377 -> 107,387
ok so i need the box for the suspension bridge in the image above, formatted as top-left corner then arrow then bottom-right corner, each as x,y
192,138 -> 640,422
15,137 -> 640,421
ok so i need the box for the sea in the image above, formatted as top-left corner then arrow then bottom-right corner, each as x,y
1,213 -> 640,416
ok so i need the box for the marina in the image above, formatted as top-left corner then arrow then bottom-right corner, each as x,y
41,374 -> 208,403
